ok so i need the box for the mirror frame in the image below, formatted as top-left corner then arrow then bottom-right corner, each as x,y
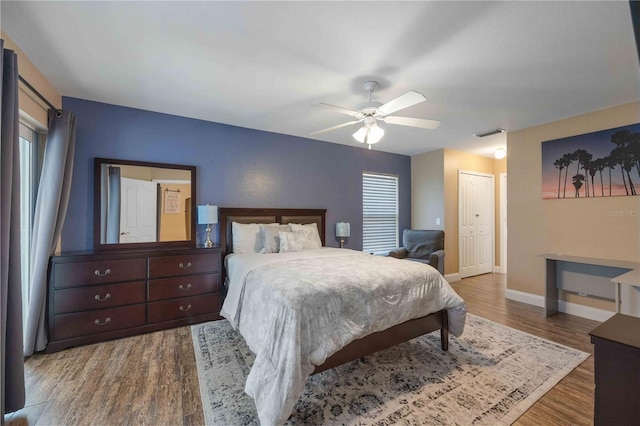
93,157 -> 197,251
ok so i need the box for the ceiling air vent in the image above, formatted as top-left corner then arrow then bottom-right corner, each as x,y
474,128 -> 506,138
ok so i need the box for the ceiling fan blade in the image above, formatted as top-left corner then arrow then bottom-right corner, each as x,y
312,103 -> 360,118
382,115 -> 441,130
377,91 -> 427,116
310,119 -> 363,135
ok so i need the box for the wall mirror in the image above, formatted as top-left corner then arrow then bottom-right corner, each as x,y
93,157 -> 196,250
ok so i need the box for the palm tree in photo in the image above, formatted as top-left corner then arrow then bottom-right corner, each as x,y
603,155 -> 616,196
572,174 -> 584,198
574,149 -> 592,197
588,161 -> 599,197
562,152 -> 575,198
553,157 -> 565,198
611,147 -> 630,195
592,158 -> 606,197
622,156 -> 637,195
611,130 -> 637,195
629,131 -> 640,179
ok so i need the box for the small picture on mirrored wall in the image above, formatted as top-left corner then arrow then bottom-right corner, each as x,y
541,122 -> 640,199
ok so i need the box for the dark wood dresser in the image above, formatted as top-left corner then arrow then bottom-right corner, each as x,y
47,247 -> 222,352
589,313 -> 640,426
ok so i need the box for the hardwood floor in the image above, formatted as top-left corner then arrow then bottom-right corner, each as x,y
5,273 -> 599,425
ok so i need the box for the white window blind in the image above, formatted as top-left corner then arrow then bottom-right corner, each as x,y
362,172 -> 398,253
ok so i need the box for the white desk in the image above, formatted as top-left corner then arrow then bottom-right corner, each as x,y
541,254 -> 640,317
612,269 -> 640,316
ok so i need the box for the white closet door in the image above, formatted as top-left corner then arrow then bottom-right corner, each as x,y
459,171 -> 494,278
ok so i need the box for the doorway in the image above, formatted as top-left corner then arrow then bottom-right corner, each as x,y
458,170 -> 494,278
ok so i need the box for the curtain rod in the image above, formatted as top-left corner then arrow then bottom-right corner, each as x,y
18,74 -> 62,116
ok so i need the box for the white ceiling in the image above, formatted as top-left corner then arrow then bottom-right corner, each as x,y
2,1 -> 638,157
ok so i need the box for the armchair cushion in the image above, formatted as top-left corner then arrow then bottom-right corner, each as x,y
389,230 -> 445,275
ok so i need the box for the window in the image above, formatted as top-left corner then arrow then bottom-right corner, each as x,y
19,122 -> 41,329
362,172 -> 399,253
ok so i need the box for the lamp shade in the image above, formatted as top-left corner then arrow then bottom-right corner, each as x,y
353,126 -> 368,143
197,205 -> 218,224
336,222 -> 350,238
367,124 -> 384,144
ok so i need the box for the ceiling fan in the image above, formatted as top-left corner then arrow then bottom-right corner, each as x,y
311,81 -> 440,148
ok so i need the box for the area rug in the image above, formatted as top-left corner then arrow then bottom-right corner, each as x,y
191,314 -> 589,425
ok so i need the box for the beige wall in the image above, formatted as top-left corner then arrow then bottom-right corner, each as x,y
2,32 -> 61,129
443,149 -> 500,275
411,149 -> 445,230
412,148 -> 506,276
507,102 -> 640,312
159,183 -> 191,242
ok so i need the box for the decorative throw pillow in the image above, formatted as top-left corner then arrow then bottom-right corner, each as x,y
260,224 -> 291,253
232,222 -> 262,254
279,231 -> 309,253
289,223 -> 322,249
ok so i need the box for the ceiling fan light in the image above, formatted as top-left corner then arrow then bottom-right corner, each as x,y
367,124 -> 384,144
353,126 -> 367,143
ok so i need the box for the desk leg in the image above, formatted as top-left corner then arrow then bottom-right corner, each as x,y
545,259 -> 558,316
615,282 -> 621,314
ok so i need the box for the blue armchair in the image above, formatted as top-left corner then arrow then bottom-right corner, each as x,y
388,229 -> 445,275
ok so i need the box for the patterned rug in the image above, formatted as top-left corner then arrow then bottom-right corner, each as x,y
191,314 -> 589,425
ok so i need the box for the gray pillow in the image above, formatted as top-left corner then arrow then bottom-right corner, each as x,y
260,224 -> 291,253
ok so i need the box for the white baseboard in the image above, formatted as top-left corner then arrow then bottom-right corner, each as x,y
505,289 -> 545,307
558,300 -> 615,322
445,273 -> 461,282
493,265 -> 506,274
505,289 -> 615,322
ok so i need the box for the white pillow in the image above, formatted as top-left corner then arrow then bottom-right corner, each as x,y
232,222 -> 262,253
279,231 -> 309,253
260,224 -> 291,253
289,223 -> 322,249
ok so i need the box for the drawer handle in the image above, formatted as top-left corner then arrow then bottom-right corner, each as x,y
178,283 -> 192,291
179,262 -> 192,269
94,293 -> 112,302
94,318 -> 111,326
179,304 -> 192,312
94,269 -> 111,277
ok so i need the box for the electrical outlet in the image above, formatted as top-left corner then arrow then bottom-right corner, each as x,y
436,218 -> 441,226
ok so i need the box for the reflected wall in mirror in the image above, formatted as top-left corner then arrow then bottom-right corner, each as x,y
94,158 -> 197,250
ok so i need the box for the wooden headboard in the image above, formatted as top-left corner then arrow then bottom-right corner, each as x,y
218,207 -> 327,258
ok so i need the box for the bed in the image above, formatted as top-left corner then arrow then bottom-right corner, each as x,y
218,207 -> 467,425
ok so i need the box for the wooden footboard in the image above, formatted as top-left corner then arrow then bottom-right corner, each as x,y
312,309 -> 448,375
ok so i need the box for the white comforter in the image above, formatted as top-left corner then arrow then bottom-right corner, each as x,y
220,248 -> 467,425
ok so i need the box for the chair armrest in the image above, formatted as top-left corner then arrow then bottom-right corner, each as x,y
388,247 -> 408,259
429,249 -> 445,275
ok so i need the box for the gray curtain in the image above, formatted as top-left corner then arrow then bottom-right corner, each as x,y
23,109 -> 76,356
1,40 -> 26,417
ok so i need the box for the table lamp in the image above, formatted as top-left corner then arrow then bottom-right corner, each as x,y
336,222 -> 350,248
197,204 -> 218,248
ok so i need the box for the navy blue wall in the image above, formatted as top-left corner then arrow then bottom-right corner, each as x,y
61,97 -> 411,251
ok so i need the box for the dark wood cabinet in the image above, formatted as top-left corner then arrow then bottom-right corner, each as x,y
589,313 -> 640,426
47,247 -> 222,352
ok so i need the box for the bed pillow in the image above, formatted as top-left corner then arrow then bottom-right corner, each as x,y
278,231 -> 310,253
260,224 -> 291,253
232,222 -> 263,253
289,223 -> 322,249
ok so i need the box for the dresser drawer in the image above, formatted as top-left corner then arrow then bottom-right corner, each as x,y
53,258 -> 147,288
149,273 -> 219,301
148,294 -> 220,323
54,281 -> 146,314
148,253 -> 220,278
54,304 -> 146,340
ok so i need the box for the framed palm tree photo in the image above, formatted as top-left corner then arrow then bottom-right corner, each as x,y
541,123 -> 640,199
